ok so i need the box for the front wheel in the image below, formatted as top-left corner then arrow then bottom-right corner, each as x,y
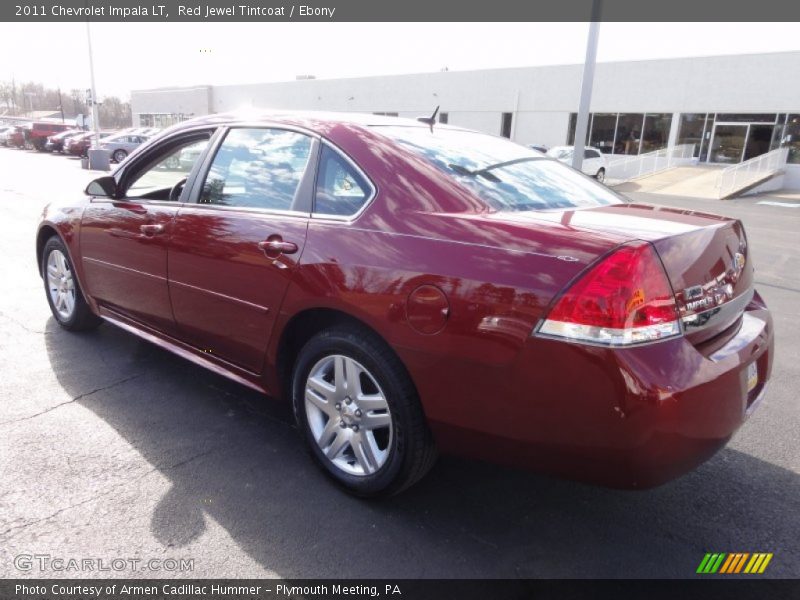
595,168 -> 606,183
113,149 -> 128,163
292,326 -> 437,497
42,236 -> 102,331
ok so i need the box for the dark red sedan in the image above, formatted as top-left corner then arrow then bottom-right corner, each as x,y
36,112 -> 774,496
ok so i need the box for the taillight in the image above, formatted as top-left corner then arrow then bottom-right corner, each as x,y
536,241 -> 681,346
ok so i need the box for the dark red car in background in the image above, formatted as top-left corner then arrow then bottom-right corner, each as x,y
45,129 -> 83,153
36,113 -> 774,496
6,125 -> 27,148
24,121 -> 71,151
64,131 -> 113,157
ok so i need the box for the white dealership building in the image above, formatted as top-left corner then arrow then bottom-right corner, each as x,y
131,51 -> 800,190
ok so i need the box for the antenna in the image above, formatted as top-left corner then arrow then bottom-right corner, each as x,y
416,105 -> 440,133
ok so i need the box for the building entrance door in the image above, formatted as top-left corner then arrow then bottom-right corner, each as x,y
708,123 -> 747,163
744,124 -> 776,160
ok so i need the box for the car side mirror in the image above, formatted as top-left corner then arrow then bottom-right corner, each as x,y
85,176 -> 118,198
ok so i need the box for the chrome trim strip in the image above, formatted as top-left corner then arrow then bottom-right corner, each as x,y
82,256 -> 166,281
178,203 -> 310,219
534,318 -> 682,347
681,288 -> 754,334
169,279 -> 270,313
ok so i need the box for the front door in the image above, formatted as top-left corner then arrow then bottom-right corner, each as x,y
168,127 -> 318,373
80,135 -> 212,333
708,123 -> 748,164
744,125 -> 775,161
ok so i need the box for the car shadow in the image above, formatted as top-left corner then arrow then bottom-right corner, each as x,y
43,319 -> 798,578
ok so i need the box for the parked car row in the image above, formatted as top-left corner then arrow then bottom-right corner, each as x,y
0,122 -> 159,162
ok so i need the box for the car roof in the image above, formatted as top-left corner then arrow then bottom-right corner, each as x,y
167,110 -> 463,135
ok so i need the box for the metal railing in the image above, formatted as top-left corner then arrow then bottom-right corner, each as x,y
715,147 -> 789,199
605,143 -> 695,182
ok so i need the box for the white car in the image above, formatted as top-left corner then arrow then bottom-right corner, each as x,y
546,146 -> 607,183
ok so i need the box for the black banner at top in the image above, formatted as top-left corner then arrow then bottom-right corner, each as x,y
2,0 -> 800,22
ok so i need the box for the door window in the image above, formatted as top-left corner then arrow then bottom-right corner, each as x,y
199,128 -> 313,211
126,138 -> 210,199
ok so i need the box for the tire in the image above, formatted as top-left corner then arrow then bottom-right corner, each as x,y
595,168 -> 606,183
292,326 -> 437,497
41,236 -> 102,331
113,149 -> 128,163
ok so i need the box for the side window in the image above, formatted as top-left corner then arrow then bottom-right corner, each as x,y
199,128 -> 312,211
314,145 -> 373,217
126,137 -> 210,200
584,149 -> 600,159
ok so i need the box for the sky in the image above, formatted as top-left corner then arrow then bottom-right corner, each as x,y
1,22 -> 799,100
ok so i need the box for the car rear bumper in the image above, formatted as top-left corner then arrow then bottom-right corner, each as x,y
428,291 -> 774,489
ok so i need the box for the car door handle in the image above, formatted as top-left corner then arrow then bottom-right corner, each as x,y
258,237 -> 298,257
140,223 -> 165,235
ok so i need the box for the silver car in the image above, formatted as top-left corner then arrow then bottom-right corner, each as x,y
100,133 -> 149,163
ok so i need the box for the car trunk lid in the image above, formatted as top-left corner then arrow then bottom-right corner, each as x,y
531,203 -> 753,345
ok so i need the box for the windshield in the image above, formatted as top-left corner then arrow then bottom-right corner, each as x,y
374,127 -> 623,212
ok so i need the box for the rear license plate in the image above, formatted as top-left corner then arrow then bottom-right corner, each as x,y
746,362 -> 758,393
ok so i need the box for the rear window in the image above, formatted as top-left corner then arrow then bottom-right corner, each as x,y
376,127 -> 624,211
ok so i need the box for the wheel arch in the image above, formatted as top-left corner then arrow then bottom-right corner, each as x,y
274,307 -> 417,404
36,224 -> 60,276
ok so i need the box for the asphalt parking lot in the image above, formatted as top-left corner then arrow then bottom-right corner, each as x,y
0,147 -> 798,579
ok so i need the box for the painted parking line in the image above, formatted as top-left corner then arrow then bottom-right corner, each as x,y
756,201 -> 800,208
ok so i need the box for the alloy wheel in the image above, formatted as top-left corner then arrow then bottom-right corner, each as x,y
46,249 -> 76,320
304,354 -> 393,476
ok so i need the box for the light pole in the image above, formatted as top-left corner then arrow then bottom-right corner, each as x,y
24,92 -> 35,116
572,0 -> 602,173
84,21 -> 109,170
85,21 -> 100,149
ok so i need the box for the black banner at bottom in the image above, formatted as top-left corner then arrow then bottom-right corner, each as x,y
1,579 -> 799,600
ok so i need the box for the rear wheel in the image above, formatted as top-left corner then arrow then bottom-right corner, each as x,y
292,326 -> 437,497
595,167 -> 606,183
113,149 -> 128,163
42,237 -> 102,331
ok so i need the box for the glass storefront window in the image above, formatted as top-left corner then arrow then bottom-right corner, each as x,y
589,113 -> 617,154
567,113 -> 590,146
715,113 -> 778,123
784,114 -> 800,164
677,113 -> 709,158
567,112 -> 675,156
641,113 -> 671,153
615,113 -> 644,155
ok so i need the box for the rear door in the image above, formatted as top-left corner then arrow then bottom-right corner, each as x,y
80,130 -> 214,334
168,126 -> 318,372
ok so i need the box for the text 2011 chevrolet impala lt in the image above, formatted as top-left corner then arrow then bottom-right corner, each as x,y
36,113 -> 773,496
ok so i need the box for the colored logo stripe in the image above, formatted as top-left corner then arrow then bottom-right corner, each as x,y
697,553 -> 726,573
697,553 -> 773,574
744,553 -> 773,574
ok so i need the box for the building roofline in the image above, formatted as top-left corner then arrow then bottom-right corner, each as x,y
130,50 -> 800,95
